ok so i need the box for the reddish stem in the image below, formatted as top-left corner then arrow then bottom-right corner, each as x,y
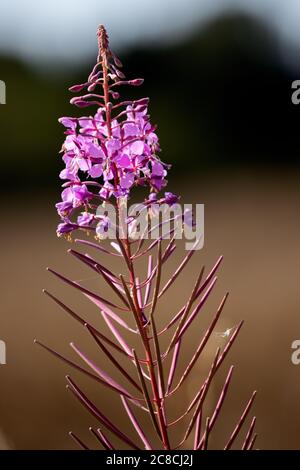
123,237 -> 170,449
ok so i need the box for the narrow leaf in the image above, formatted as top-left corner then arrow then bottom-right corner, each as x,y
176,277 -> 218,341
42,290 -> 128,356
247,433 -> 258,450
89,427 -> 114,450
85,323 -> 142,392
66,376 -> 140,450
166,268 -> 204,354
242,417 -> 256,451
171,293 -> 228,393
166,339 -> 181,394
224,391 -> 257,450
149,240 -> 162,318
121,396 -> 153,450
75,238 -> 121,256
35,339 -> 133,398
70,342 -> 134,399
197,366 -> 234,449
69,432 -> 90,450
47,267 -> 127,311
158,243 -> 197,299
194,409 -> 202,450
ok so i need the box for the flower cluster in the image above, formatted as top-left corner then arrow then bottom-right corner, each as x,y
56,26 -> 178,238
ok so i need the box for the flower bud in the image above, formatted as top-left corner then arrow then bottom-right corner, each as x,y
87,83 -> 97,92
129,79 -> 144,86
69,83 -> 87,92
111,91 -> 120,99
113,54 -> 123,68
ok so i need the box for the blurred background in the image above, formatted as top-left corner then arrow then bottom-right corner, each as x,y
0,0 -> 300,450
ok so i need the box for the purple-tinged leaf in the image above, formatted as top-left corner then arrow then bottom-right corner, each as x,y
194,256 -> 223,302
202,417 -> 210,450
121,396 -> 153,450
143,255 -> 153,306
100,309 -> 134,357
132,240 -> 175,296
43,290 -> 129,357
69,431 -> 90,450
85,323 -> 142,392
111,241 -> 121,254
69,249 -> 120,285
158,242 -> 198,299
194,409 -> 202,450
35,339 -> 134,398
68,249 -> 100,274
197,366 -> 234,450
94,264 -> 130,308
98,429 -> 115,450
173,348 -> 220,448
224,391 -> 257,450
166,339 -> 181,394
176,277 -> 218,341
242,417 -> 256,450
166,268 -> 204,354
158,257 -> 223,337
171,293 -> 228,393
247,433 -> 258,450
132,229 -> 175,261
70,342 -> 135,399
182,350 -> 220,440
66,375 -> 140,450
89,427 -> 114,450
135,277 -> 143,309
85,293 -> 137,333
47,267 -> 128,311
75,238 -> 122,256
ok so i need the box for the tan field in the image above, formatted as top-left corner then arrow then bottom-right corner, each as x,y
0,170 -> 299,450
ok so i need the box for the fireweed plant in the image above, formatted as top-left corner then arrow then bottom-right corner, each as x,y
36,26 -> 257,450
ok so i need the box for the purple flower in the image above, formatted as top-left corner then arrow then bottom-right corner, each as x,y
56,222 -> 78,237
77,212 -> 94,227
59,117 -> 77,134
95,216 -> 111,237
55,31 -> 176,236
99,181 -> 114,200
164,192 -> 179,206
120,173 -> 135,190
58,184 -> 92,214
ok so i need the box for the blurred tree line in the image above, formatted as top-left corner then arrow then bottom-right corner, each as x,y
0,13 -> 299,194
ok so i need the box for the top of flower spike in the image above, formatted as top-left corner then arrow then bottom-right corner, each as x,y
56,25 -> 178,238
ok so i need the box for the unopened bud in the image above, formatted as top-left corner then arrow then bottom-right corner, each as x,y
70,98 -> 91,108
69,83 -> 87,92
113,54 -> 123,68
87,83 -> 97,92
129,79 -> 144,86
115,69 -> 126,79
